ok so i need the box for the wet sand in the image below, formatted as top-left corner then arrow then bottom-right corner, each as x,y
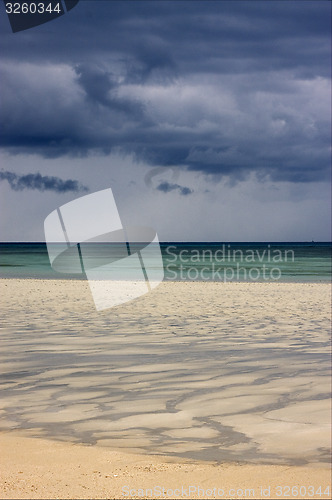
0,279 -> 331,498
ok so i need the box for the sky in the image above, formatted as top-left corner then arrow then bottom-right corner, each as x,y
0,0 -> 331,242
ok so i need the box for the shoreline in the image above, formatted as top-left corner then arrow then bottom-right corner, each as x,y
1,431 -> 331,500
1,276 -> 331,283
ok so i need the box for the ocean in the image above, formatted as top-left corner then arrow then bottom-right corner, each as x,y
0,242 -> 331,282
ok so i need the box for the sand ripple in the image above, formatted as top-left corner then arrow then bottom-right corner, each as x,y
0,280 -> 330,465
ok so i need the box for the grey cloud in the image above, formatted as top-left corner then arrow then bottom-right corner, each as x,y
75,63 -> 118,106
1,2 -> 329,78
157,181 -> 193,196
0,1 -> 330,184
0,170 -> 88,193
74,63 -> 146,119
0,59 -> 329,183
144,166 -> 179,188
124,39 -> 178,85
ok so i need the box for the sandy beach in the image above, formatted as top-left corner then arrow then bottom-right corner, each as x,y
0,279 -> 331,499
1,431 -> 331,499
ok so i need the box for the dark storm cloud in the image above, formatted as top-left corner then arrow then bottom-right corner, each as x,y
74,63 -> 146,118
157,181 -> 193,196
0,1 -> 330,183
0,170 -> 88,193
1,1 -> 329,77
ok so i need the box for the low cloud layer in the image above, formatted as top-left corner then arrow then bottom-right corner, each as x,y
157,181 -> 193,196
0,170 -> 88,193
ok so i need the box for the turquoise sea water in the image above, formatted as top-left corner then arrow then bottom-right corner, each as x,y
0,242 -> 331,282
